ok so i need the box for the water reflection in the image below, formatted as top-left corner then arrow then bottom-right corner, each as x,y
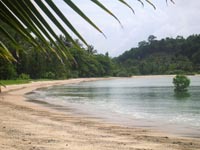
174,91 -> 191,100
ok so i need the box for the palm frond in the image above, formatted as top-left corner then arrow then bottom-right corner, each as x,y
118,0 -> 135,14
0,41 -> 16,62
63,0 -> 107,38
0,0 -> 175,62
145,0 -> 156,9
137,0 -> 144,7
91,0 -> 123,27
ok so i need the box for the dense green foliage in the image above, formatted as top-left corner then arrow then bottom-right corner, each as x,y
0,22 -> 115,80
173,75 -> 190,92
115,35 -> 200,75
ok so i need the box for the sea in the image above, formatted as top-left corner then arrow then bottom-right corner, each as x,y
27,76 -> 200,138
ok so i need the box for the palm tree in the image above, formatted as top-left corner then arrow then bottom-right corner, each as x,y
0,0 -> 175,62
87,45 -> 97,55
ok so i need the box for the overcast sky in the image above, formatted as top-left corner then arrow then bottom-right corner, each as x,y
53,0 -> 200,57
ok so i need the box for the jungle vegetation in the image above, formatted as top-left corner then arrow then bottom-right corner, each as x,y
0,21 -> 114,79
115,35 -> 200,76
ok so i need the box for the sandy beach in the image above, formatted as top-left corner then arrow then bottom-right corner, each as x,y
0,77 -> 200,150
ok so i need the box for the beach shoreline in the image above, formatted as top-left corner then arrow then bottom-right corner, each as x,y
0,77 -> 200,150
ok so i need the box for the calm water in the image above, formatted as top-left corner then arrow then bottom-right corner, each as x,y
27,76 -> 200,137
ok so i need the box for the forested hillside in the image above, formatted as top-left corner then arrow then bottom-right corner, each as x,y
115,35 -> 200,75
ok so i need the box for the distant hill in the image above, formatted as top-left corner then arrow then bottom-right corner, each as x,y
114,35 -> 200,75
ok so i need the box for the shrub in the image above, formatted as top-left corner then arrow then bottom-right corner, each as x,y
42,72 -> 55,79
18,73 -> 30,80
173,75 -> 190,92
70,71 -> 79,78
116,71 -> 130,77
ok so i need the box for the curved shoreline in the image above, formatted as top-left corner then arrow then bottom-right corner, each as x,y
0,78 -> 200,150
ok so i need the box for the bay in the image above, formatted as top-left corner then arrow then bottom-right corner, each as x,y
27,76 -> 200,137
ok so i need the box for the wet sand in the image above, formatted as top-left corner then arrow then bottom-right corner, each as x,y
0,78 -> 200,150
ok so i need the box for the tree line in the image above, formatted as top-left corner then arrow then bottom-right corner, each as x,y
1,21 -> 200,80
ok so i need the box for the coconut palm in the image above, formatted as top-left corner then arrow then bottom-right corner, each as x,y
0,0 -> 175,62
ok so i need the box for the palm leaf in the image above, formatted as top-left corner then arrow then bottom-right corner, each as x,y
137,0 -> 144,7
118,0 -> 135,14
0,24 -> 19,47
63,0 -> 106,38
91,0 -> 123,27
5,0 -> 52,54
45,0 -> 88,47
166,0 -> 175,4
0,2 -> 46,52
0,0 -> 175,62
0,24 -> 21,57
0,41 -> 16,62
145,0 -> 156,9
34,0 -> 77,46
23,0 -> 73,61
18,0 -> 68,62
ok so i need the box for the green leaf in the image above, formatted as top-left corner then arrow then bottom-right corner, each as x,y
45,0 -> 88,46
63,0 -> 107,38
145,0 -> 156,9
0,2 -> 47,53
5,0 -> 52,54
0,41 -> 16,62
91,0 -> 123,27
137,0 -> 144,7
0,24 -> 21,57
0,25 -> 19,46
34,0 -> 78,47
166,0 -> 175,4
23,0 -> 73,61
18,0 -> 67,62
118,0 -> 135,14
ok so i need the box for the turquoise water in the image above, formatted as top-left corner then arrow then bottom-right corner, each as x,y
28,76 -> 200,137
